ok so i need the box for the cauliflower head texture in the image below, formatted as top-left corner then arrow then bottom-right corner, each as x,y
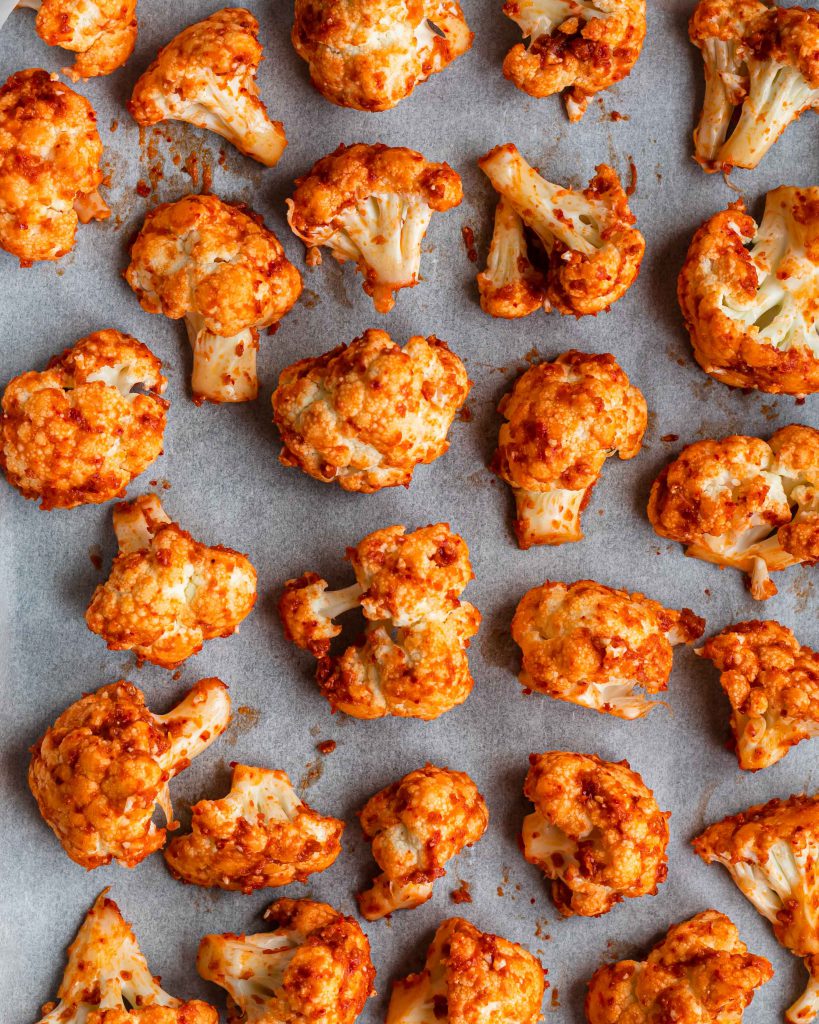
286,143 -> 462,313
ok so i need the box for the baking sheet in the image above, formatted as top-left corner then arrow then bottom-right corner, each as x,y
1,1 -> 818,1020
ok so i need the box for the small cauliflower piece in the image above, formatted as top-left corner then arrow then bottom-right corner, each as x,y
286,143 -> 462,313
512,579 -> 704,719
493,351 -> 647,549
29,678 -> 231,869
523,751 -> 669,918
292,0 -> 472,112
477,196 -> 548,318
585,908 -> 773,1024
85,494 -> 257,668
272,329 -> 470,492
279,523 -> 480,720
478,143 -> 644,316
0,68 -> 108,264
1,330 -> 166,510
128,8 -> 286,166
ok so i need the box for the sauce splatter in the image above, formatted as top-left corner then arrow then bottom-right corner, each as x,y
661,433 -> 679,442
626,159 -> 638,196
461,225 -> 477,262
317,740 -> 336,755
450,880 -> 472,904
88,545 -> 103,571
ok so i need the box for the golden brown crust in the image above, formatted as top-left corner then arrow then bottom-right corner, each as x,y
33,0 -> 137,79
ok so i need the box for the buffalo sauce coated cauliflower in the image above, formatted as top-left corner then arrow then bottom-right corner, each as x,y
272,329 -> 470,492
286,143 -> 463,313
0,69 -> 108,264
292,0 -> 472,112
523,751 -> 669,918
493,351 -> 647,549
478,144 -> 644,316
502,0 -> 646,121
164,764 -> 344,892
128,8 -> 286,167
647,425 -> 819,600
85,494 -> 257,668
585,909 -> 773,1024
126,193 -> 302,404
512,580 -> 704,719
28,677 -> 231,869
279,523 -> 480,720
1,330 -> 166,510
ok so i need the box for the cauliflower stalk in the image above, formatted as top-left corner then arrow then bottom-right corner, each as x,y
477,196 -> 547,318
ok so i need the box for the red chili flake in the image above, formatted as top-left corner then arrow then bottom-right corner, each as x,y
88,545 -> 103,571
317,740 -> 336,755
172,670 -> 181,681
461,225 -> 477,262
450,880 -> 472,904
135,180 -> 151,198
110,119 -> 118,132
661,433 -> 679,442
609,111 -> 629,122
551,988 -> 560,1008
625,159 -> 638,196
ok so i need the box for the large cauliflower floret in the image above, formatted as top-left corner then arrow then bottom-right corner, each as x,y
502,0 -> 646,122
1,330 -> 166,510
272,329 -> 470,492
0,68 -> 109,264
128,8 -> 286,167
679,188 -> 819,396
694,795 -> 819,1024
164,764 -> 344,892
523,751 -> 669,918
85,494 -> 257,668
511,579 -> 704,719
279,523 -> 480,720
387,917 -> 545,1024
493,351 -> 647,549
357,764 -> 488,920
647,425 -> 819,600
28,678 -> 231,869
286,143 -> 463,313
585,908 -> 773,1024
478,144 -> 644,316
125,193 -> 302,404
292,0 -> 472,112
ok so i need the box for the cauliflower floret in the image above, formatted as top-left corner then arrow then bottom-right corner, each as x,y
85,494 -> 257,668
357,764 -> 488,920
477,196 -> 548,318
125,193 -> 302,404
292,0 -> 472,112
197,898 -> 375,1024
478,143 -> 644,316
502,0 -> 646,121
28,677 -> 231,869
694,794 -> 819,1024
679,188 -> 819,396
647,425 -> 819,600
523,751 -> 669,917
128,8 -> 286,166
492,351 -> 647,549
286,142 -> 462,313
387,917 -> 545,1024
512,579 -> 704,719
1,330 -> 166,510
279,523 -> 480,720
272,329 -> 470,492
0,68 -> 109,264
164,764 -> 344,892
585,908 -> 773,1024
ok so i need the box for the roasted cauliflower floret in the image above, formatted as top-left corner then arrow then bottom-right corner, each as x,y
28,677 -> 230,869
292,0 -> 472,112
477,196 -> 547,318
585,908 -> 773,1024
1,330 -> 166,510
695,794 -> 819,1024
387,917 -> 545,1024
523,751 -> 669,918
679,188 -> 819,396
272,329 -> 470,492
164,764 -> 344,892
478,144 -> 644,316
493,351 -> 647,549
128,8 -> 286,166
647,425 -> 819,600
502,0 -> 646,121
85,494 -> 257,668
125,193 -> 301,404
0,68 -> 108,264
286,143 -> 462,313
512,579 -> 704,719
279,523 -> 480,720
